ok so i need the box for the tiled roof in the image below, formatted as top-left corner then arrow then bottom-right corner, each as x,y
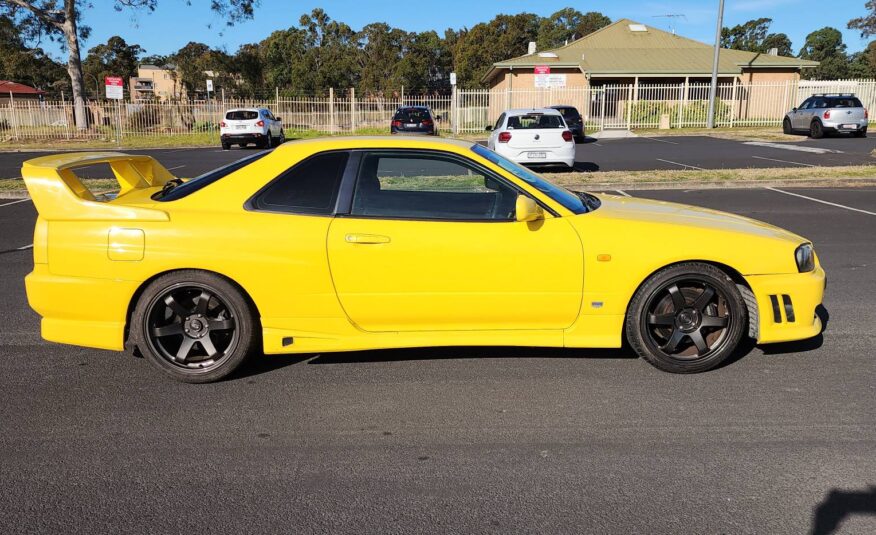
485,19 -> 818,81
0,80 -> 45,95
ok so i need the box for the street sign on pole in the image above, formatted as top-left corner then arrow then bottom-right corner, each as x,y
104,76 -> 123,100
449,72 -> 457,86
206,79 -> 214,92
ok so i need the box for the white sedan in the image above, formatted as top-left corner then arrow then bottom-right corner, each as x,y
486,108 -> 576,169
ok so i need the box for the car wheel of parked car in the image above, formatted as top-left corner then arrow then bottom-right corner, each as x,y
782,118 -> 792,135
221,142 -> 230,150
855,128 -> 867,138
810,121 -> 824,139
626,262 -> 747,374
277,130 -> 285,145
132,270 -> 260,383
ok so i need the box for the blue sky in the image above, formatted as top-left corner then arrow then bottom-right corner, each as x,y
38,0 -> 872,59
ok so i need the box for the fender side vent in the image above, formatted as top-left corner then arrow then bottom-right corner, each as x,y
781,294 -> 795,323
769,295 -> 782,323
282,337 -> 294,347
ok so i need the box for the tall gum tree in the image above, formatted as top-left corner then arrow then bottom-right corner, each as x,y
0,0 -> 258,129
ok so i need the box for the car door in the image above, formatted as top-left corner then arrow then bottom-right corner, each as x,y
792,98 -> 811,129
326,150 -> 584,333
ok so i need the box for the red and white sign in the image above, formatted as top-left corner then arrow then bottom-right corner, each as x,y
534,65 -> 551,75
105,76 -> 124,100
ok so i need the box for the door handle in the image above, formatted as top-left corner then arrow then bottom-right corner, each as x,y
345,233 -> 391,244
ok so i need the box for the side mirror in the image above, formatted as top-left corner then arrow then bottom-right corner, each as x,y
485,125 -> 493,132
791,108 -> 797,112
275,116 -> 282,121
515,195 -> 544,222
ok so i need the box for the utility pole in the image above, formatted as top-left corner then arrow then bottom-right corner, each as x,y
706,0 -> 725,129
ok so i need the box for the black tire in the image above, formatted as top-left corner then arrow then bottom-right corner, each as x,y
855,128 -> 867,138
810,120 -> 824,139
277,130 -> 285,144
132,270 -> 260,383
626,262 -> 747,374
221,142 -> 230,150
782,118 -> 792,135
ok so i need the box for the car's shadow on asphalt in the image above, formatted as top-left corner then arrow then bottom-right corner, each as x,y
232,346 -> 636,380
232,305 -> 830,379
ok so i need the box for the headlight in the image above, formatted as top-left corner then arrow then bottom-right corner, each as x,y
795,243 -> 815,272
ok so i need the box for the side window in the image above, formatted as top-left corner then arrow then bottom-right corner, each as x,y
250,151 -> 349,214
351,152 -> 520,221
494,113 -> 505,130
799,98 -> 812,110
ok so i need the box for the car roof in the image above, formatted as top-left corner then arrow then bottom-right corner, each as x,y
225,108 -> 264,112
272,136 -> 474,154
503,108 -> 563,116
548,105 -> 578,110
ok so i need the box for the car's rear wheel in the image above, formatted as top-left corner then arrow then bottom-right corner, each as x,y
132,271 -> 259,383
810,121 -> 824,139
782,118 -> 792,134
626,263 -> 747,373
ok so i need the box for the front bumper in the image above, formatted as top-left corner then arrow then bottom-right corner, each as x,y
747,265 -> 825,344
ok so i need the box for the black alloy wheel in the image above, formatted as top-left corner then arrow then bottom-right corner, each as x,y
133,271 -> 259,383
626,263 -> 747,373
810,121 -> 824,139
146,284 -> 238,369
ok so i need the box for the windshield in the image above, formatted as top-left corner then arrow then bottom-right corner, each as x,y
471,144 -> 588,214
155,151 -> 270,201
506,114 -> 565,129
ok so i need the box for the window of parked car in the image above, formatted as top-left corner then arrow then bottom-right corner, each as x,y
226,110 -> 259,120
349,152 -> 520,221
798,99 -> 813,110
393,108 -> 432,122
506,114 -> 565,129
249,151 -> 349,214
554,107 -> 582,122
826,97 -> 863,108
494,113 -> 506,131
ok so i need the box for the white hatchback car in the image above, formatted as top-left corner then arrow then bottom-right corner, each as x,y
487,108 -> 576,169
220,108 -> 285,150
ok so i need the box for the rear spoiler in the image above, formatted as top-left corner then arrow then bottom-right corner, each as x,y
21,152 -> 174,221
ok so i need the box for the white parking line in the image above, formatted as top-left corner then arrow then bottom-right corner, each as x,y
615,190 -> 632,197
0,198 -> 30,208
640,136 -> 679,145
656,158 -> 705,170
167,165 -> 186,171
752,155 -> 816,167
744,141 -> 843,154
17,244 -> 33,250
765,187 -> 876,216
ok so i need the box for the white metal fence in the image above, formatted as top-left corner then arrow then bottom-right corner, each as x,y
3,79 -> 876,143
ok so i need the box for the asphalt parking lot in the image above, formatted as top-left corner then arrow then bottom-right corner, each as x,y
1,185 -> 874,533
1,133 -> 875,179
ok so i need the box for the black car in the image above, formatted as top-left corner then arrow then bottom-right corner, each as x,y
391,106 -> 437,135
549,105 -> 585,142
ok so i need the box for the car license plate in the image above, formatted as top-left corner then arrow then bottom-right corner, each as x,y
527,151 -> 547,159
842,123 -> 858,129
405,123 -> 417,128
235,125 -> 246,130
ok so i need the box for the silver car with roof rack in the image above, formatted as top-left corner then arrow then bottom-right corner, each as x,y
783,93 -> 868,138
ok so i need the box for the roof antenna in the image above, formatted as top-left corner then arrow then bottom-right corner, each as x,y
652,13 -> 687,35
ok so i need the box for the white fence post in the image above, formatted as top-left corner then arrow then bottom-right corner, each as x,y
350,87 -> 356,133
329,87 -> 335,134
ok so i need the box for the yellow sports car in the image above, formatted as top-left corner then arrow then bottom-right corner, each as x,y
22,137 -> 825,382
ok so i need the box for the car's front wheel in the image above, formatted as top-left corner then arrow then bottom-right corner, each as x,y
782,118 -> 792,134
132,271 -> 260,383
626,263 -> 747,373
